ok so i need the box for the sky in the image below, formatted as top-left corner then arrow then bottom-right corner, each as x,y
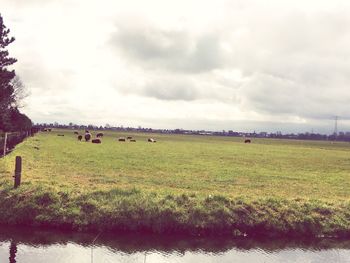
2,0 -> 350,133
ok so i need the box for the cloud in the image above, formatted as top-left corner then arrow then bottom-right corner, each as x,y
115,70 -> 243,103
108,9 -> 350,122
110,24 -> 229,73
241,71 -> 350,120
116,74 -> 199,101
220,8 -> 350,121
2,0 -> 350,132
1,0 -> 58,7
142,78 -> 198,101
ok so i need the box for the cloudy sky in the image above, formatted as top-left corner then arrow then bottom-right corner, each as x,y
2,0 -> 350,133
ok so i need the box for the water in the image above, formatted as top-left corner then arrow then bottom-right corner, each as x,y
0,227 -> 349,263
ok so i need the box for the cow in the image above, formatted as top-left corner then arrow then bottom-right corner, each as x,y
57,134 -> 64,136
85,133 -> 91,142
78,135 -> 83,141
118,137 -> 126,142
92,138 -> 101,144
127,136 -> 133,140
96,132 -> 104,138
244,139 -> 251,143
130,139 -> 136,142
148,138 -> 156,142
74,131 -> 79,135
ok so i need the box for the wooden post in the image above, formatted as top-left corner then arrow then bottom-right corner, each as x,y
14,156 -> 22,188
3,132 -> 7,157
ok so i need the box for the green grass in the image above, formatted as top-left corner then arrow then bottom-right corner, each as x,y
0,129 -> 349,237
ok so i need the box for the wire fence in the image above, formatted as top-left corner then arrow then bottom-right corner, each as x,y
0,131 -> 31,157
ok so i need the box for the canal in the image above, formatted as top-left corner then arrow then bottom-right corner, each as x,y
0,227 -> 349,262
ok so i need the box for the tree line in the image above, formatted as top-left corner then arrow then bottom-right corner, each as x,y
0,14 -> 32,132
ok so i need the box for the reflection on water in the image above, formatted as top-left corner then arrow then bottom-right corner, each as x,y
9,241 -> 17,263
0,226 -> 350,263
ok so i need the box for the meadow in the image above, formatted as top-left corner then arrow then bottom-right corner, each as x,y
0,129 -> 349,237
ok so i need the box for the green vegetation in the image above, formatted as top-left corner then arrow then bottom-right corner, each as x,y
0,130 -> 349,237
0,15 -> 32,132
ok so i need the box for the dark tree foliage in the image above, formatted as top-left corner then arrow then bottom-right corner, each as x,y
0,14 -> 32,132
9,108 -> 32,131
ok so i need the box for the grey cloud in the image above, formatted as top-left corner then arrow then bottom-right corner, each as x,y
142,79 -> 198,101
114,28 -> 189,60
241,73 -> 350,120
225,10 -> 350,121
6,0 -> 350,132
110,25 -> 228,73
17,61 -> 75,96
117,75 -> 199,101
110,11 -> 350,122
116,72 -> 241,102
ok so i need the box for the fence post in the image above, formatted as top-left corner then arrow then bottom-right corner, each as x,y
3,132 -> 7,157
14,156 -> 22,188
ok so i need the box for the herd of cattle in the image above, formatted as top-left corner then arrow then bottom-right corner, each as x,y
73,130 -> 157,144
52,129 -> 252,143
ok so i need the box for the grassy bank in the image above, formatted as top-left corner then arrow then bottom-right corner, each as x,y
0,130 -> 349,237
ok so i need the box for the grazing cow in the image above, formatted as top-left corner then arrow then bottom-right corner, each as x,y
96,132 -> 104,138
118,137 -> 126,142
244,139 -> 251,143
92,138 -> 101,144
78,135 -> 83,141
127,136 -> 132,140
130,139 -> 136,142
148,138 -> 156,142
57,134 -> 64,136
74,131 -> 79,135
85,133 -> 91,142
48,128 -> 52,132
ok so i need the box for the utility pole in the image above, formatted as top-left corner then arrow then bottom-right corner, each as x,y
334,116 -> 339,141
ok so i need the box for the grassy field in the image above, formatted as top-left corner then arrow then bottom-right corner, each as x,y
0,129 -> 349,237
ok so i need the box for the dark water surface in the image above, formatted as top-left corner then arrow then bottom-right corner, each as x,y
0,227 -> 349,263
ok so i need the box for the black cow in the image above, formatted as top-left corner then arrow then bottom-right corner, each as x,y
92,138 -> 101,144
85,133 -> 91,142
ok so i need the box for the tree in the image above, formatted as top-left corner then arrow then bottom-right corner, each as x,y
0,14 -> 32,132
0,14 -> 17,129
0,14 -> 17,107
3,108 -> 32,131
10,75 -> 29,108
